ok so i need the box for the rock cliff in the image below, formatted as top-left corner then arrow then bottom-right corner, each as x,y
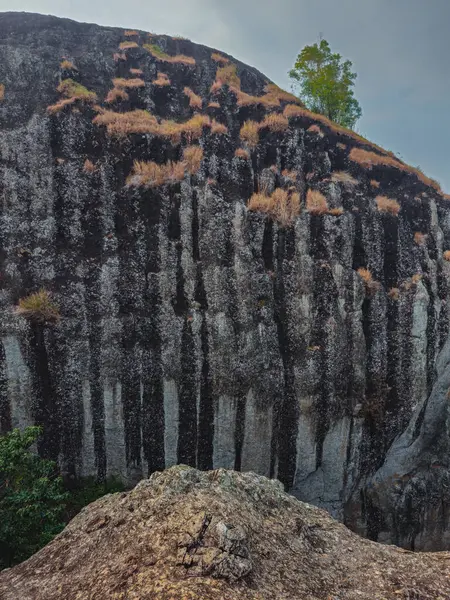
1,12 -> 450,550
1,466 -> 449,599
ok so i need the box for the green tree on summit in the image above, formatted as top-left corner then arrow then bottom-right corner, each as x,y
289,38 -> 362,129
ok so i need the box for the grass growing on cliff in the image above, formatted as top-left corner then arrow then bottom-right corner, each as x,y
184,87 -> 202,109
48,79 -> 97,113
331,171 -> 359,187
259,113 -> 289,132
211,52 -> 229,64
113,77 -> 145,89
357,268 -> 380,295
60,59 -> 77,71
153,72 -> 171,86
212,64 -> 241,90
306,189 -> 328,215
240,120 -> 259,147
105,87 -> 129,103
375,195 -> 401,216
127,160 -> 185,187
0,84 -> 4,101
183,145 -> 204,174
248,188 -> 300,227
143,43 -> 195,65
119,41 -> 138,50
16,289 -> 60,324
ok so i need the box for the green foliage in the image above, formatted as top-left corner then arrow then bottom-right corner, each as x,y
289,38 -> 362,129
64,476 -> 125,521
0,427 -> 68,569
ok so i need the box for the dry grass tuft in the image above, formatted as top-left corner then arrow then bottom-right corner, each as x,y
357,268 -> 380,295
444,251 -> 450,262
127,159 -> 186,187
144,43 -> 195,65
130,68 -> 143,76
60,59 -> 77,70
124,30 -> 139,37
210,81 -> 223,94
83,159 -> 96,173
248,188 -> 300,227
119,41 -> 139,50
233,89 -> 280,108
306,189 -> 328,215
113,77 -> 145,89
183,145 -> 203,174
211,52 -> 229,64
113,52 -> 127,62
331,171 -> 359,187
375,195 -> 401,216
0,84 -> 4,101
259,113 -> 289,133
370,180 -> 380,188
215,64 -> 240,89
184,87 -> 202,109
235,148 -> 250,160
328,207 -> 344,216
308,124 -> 324,136
414,232 -> 427,246
16,289 -> 60,324
93,109 -> 158,136
388,287 -> 400,300
283,104 -> 305,119
48,79 -> 97,113
240,120 -> 260,147
211,120 -> 227,135
336,142 -> 347,150
153,72 -> 171,86
264,84 -> 302,105
411,274 -> 422,284
106,87 -> 129,103
208,101 -> 220,109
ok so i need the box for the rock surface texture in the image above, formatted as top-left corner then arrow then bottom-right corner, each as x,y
1,466 -> 449,600
1,12 -> 450,550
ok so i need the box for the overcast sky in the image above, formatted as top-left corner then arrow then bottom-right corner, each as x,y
2,1 -> 449,191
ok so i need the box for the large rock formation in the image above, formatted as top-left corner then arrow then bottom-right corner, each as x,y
0,12 -> 449,549
1,466 -> 449,599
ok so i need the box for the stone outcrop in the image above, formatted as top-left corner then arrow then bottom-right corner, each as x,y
1,466 -> 449,599
0,12 -> 450,549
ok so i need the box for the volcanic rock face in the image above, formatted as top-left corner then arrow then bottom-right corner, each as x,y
1,466 -> 449,600
0,12 -> 450,549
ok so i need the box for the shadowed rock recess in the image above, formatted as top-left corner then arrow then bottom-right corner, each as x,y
1,466 -> 449,600
0,12 -> 450,550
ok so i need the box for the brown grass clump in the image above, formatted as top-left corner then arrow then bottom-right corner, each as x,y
259,113 -> 289,132
60,59 -> 77,70
235,148 -> 250,160
331,171 -> 359,187
83,159 -> 96,173
240,120 -> 259,147
124,30 -> 139,36
211,120 -> 227,135
183,145 -> 203,175
233,89 -> 280,108
208,101 -> 220,109
306,189 -> 328,215
130,68 -> 143,76
248,188 -> 300,227
113,53 -> 127,62
388,287 -> 400,300
414,232 -> 427,246
214,64 -> 240,89
264,84 -> 302,105
357,268 -> 380,295
160,114 -> 211,143
119,41 -> 139,50
127,160 -> 185,187
307,124 -> 324,136
113,77 -> 145,89
16,289 -> 60,324
184,87 -> 202,109
48,79 -> 97,113
411,274 -> 422,284
328,207 -> 344,216
336,142 -> 347,150
93,109 -> 158,136
143,43 -> 195,65
283,104 -> 305,119
106,87 -> 129,103
370,180 -> 380,188
444,251 -> 450,262
211,52 -> 229,64
153,72 -> 170,86
375,195 -> 401,216
0,84 -> 4,101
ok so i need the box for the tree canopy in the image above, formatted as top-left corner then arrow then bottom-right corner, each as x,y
289,38 -> 362,129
